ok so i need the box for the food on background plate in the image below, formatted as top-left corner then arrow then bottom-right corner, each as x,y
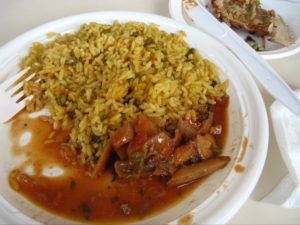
245,35 -> 262,51
9,21 -> 229,222
211,0 -> 294,49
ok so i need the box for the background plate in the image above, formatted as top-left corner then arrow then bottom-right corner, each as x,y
169,0 -> 300,60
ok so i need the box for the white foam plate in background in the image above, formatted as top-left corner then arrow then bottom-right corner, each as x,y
169,0 -> 300,60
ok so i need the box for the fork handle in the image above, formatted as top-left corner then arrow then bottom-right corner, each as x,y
189,6 -> 300,116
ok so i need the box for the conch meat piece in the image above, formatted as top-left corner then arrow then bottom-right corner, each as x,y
211,0 -> 294,46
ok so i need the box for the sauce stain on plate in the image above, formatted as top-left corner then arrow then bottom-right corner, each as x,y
178,213 -> 193,225
235,164 -> 246,173
237,136 -> 248,163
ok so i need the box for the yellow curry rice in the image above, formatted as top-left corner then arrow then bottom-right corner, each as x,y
21,21 -> 228,165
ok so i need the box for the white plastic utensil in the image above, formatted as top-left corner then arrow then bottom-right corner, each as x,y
0,68 -> 34,123
185,2 -> 300,116
262,89 -> 300,208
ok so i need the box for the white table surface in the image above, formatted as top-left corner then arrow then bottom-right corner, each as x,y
1,0 -> 300,224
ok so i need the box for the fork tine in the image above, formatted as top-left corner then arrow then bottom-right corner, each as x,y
16,95 -> 32,107
9,72 -> 36,96
0,67 -> 30,90
12,90 -> 25,102
16,94 -> 29,103
14,97 -> 28,112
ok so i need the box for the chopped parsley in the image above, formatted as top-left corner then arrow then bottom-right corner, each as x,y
212,146 -> 222,156
79,202 -> 92,219
138,188 -> 145,196
56,95 -> 67,106
186,48 -> 195,56
246,4 -> 252,13
70,180 -> 76,190
111,196 -> 119,204
245,36 -> 263,51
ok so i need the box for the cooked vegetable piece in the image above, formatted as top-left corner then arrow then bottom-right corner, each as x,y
92,142 -> 112,177
172,129 -> 182,147
126,132 -> 148,155
194,134 -> 215,160
198,104 -> 210,118
128,152 -> 145,162
149,116 -> 165,128
114,145 -> 128,160
135,114 -> 158,137
153,162 -> 177,177
199,112 -> 214,134
174,142 -> 198,166
143,132 -> 174,159
133,132 -> 148,145
167,156 -> 230,187
114,160 -> 134,178
111,123 -> 134,149
178,119 -> 198,140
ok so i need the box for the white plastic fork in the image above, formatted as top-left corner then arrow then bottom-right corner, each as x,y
0,68 -> 35,123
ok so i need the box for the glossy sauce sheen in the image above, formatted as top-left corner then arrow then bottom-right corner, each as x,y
9,97 -> 228,223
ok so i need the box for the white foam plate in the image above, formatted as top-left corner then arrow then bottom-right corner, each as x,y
0,11 -> 268,225
169,0 -> 300,60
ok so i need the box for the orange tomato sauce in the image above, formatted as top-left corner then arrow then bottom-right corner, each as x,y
8,97 -> 229,223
